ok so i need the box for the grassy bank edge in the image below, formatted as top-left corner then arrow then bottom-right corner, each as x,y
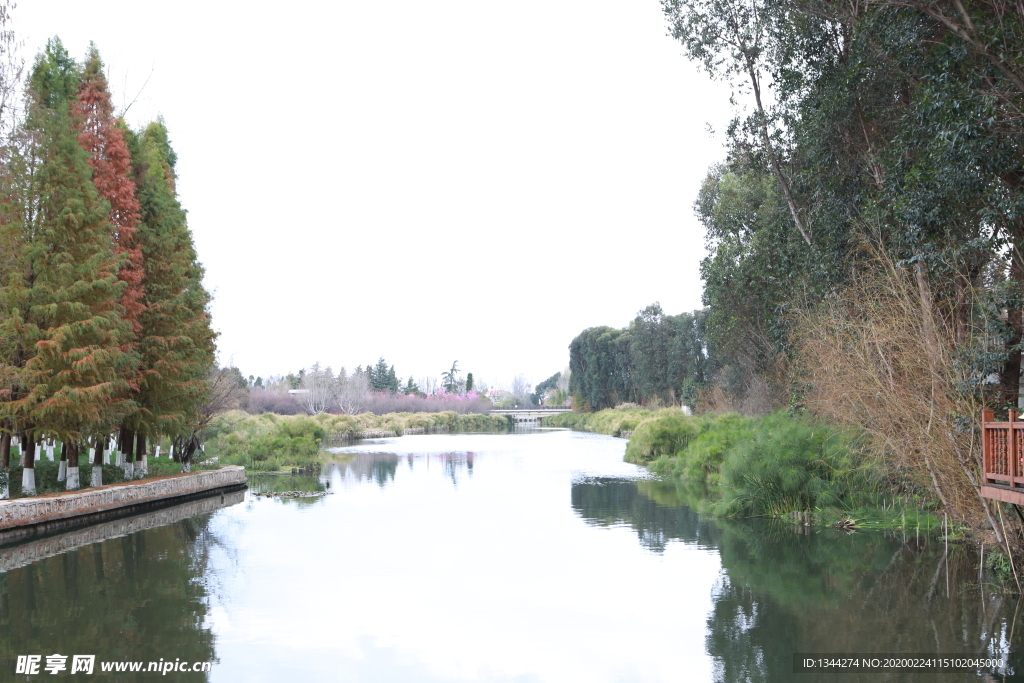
544,407 -> 945,533
207,410 -> 510,472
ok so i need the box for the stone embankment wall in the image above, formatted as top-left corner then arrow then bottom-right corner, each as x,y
0,466 -> 246,543
0,488 -> 245,571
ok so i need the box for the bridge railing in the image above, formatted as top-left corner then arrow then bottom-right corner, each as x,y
981,409 -> 1024,493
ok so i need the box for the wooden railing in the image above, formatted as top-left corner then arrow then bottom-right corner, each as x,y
981,409 -> 1024,493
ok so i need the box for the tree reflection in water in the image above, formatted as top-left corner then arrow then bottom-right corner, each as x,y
571,477 -> 1023,682
327,451 -> 476,489
0,492 -> 242,682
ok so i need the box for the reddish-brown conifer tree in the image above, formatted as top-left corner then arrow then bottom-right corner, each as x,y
74,46 -> 144,334
73,46 -> 144,479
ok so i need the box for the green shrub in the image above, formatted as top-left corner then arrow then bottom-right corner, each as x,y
649,412 -> 750,485
544,406 -> 674,437
558,407 -> 889,521
624,412 -> 705,464
710,413 -> 861,517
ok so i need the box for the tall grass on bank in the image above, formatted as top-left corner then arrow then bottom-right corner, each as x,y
548,407 -> 940,525
206,410 -> 509,471
792,246 -> 1015,542
543,404 -> 676,437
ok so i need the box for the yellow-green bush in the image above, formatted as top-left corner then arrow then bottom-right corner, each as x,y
543,405 -> 673,437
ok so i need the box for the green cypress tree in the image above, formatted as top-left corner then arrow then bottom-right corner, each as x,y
1,38 -> 135,492
125,119 -> 216,468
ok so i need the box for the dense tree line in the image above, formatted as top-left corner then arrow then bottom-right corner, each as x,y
568,304 -> 709,410
0,36 -> 215,495
672,0 -> 1024,412
674,0 -> 1024,533
570,1 -> 1024,532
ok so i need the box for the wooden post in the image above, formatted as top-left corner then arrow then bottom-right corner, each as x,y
983,410 -> 994,481
1011,410 -> 1018,489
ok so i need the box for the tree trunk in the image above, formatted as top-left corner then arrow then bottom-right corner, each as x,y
1002,257 -> 1024,409
91,436 -> 104,487
744,56 -> 812,246
121,427 -> 135,479
58,442 -> 67,482
136,433 -> 147,478
0,431 -> 10,500
22,433 -> 36,495
66,442 -> 80,491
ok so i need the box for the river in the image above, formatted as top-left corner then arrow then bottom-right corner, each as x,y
0,429 -> 1020,681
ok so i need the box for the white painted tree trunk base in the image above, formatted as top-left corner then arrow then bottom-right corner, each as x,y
138,454 -> 147,478
47,445 -> 55,461
19,453 -> 24,467
116,451 -> 124,467
22,468 -> 35,496
155,446 -> 161,459
57,460 -> 67,482
66,466 -> 79,490
0,470 -> 8,500
124,462 -> 134,479
91,467 -> 103,487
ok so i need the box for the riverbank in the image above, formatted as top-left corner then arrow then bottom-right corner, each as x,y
2,458 -> 221,500
0,466 -> 246,544
545,407 -> 944,531
207,410 -> 511,471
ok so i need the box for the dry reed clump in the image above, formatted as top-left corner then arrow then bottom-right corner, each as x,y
791,252 -> 1015,543
697,369 -> 786,416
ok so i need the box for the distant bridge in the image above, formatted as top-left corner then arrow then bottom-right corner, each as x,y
489,406 -> 573,425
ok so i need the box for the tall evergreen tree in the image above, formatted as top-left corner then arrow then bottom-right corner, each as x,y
0,38 -> 134,492
73,45 -> 145,482
369,357 -> 391,392
125,118 -> 216,473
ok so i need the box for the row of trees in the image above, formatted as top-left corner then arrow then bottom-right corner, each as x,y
568,304 -> 710,411
671,0 -> 1024,535
563,1 -> 1023,534
0,33 -> 216,494
262,361 -> 487,416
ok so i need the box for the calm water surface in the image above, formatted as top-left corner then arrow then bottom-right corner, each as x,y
0,429 -> 1021,682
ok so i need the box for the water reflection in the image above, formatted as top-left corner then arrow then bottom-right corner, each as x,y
247,472 -> 330,507
572,476 -> 1023,682
326,451 -> 476,489
0,491 -> 242,681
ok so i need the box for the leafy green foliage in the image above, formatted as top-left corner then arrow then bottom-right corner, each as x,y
567,305 -> 710,410
126,119 -> 216,440
1,39 -> 136,448
557,407 -> 931,521
368,357 -> 399,393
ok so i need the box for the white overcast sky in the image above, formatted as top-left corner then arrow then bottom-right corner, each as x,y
14,0 -> 733,389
